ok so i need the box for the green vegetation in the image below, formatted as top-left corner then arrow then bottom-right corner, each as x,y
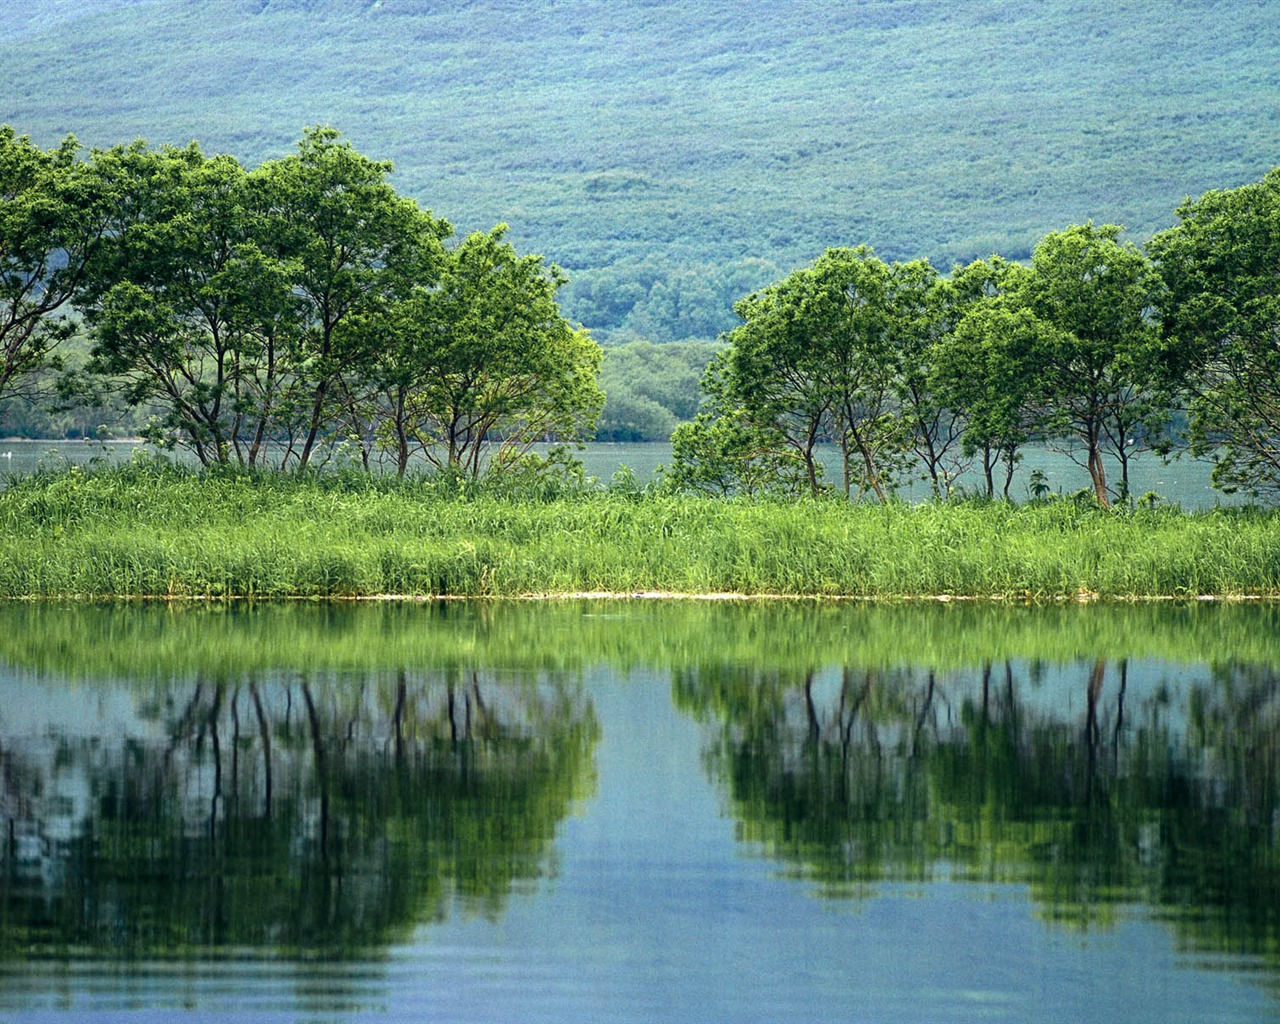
678,654 -> 1280,953
1150,168 -> 1280,497
561,257 -> 783,346
2,461 -> 1279,599
2,1 -> 1278,343
0,124 -> 107,403
4,5 -> 1280,498
5,595 -> 1280,679
2,127 -> 603,469
596,339 -> 718,441
7,127 -> 1280,503
669,192 -> 1280,504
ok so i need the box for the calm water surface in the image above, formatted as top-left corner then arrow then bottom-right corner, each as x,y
2,601 -> 1279,1022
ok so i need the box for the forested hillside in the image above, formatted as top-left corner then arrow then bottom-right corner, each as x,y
2,0 -> 1278,347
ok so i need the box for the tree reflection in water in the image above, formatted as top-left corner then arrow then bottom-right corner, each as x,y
0,669 -> 598,958
675,657 -> 1280,958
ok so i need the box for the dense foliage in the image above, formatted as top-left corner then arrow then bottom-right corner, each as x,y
670,196 -> 1277,504
2,127 -> 603,470
0,126 -> 108,400
596,339 -> 718,441
1149,168 -> 1280,498
8,117 -> 1280,498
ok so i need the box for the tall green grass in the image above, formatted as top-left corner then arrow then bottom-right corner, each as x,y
1,462 -> 1278,599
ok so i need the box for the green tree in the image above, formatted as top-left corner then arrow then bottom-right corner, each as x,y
561,257 -> 781,345
947,254 -> 1026,306
77,141 -> 294,465
932,297 -> 1049,498
666,411 -> 807,497
0,126 -> 109,402
938,256 -> 1041,497
1022,223 -> 1167,505
379,226 -> 603,477
596,339 -> 718,441
890,259 -> 969,497
597,381 -> 678,442
664,349 -> 811,496
1148,168 -> 1280,497
726,247 -> 900,499
77,129 -> 449,469
252,126 -> 448,469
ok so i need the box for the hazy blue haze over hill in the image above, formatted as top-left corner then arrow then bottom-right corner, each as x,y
2,0 -> 1279,342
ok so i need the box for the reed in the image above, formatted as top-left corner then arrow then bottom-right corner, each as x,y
1,463 -> 1278,600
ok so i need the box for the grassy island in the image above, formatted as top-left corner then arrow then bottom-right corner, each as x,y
1,462 -> 1277,601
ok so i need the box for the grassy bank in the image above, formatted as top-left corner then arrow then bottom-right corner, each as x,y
1,462 -> 1278,599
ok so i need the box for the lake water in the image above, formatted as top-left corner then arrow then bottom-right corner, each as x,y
2,600 -> 1280,1022
0,439 -> 1242,510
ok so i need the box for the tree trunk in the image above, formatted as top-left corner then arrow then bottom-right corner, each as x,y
394,389 -> 411,477
301,683 -> 329,855
1087,443 -> 1109,507
249,681 -> 273,817
297,382 -> 328,470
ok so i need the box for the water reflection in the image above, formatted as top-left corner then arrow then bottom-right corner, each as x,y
676,657 -> 1280,959
0,668 -> 598,958
4,600 -> 1280,1021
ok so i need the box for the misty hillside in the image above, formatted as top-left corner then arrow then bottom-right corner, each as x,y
2,0 -> 1278,342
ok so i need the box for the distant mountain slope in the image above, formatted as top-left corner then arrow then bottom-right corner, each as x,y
2,0 -> 1279,341
0,0 -> 137,40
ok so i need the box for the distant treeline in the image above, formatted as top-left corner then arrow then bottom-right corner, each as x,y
3,122 -> 1280,502
563,258 -> 781,346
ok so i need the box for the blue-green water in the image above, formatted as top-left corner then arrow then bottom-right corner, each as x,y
1,601 -> 1279,1021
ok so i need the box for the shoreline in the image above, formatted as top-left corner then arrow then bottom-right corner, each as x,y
3,591 -> 1275,603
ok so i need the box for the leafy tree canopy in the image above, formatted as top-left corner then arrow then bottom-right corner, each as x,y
0,126 -> 110,402
1149,168 -> 1280,497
